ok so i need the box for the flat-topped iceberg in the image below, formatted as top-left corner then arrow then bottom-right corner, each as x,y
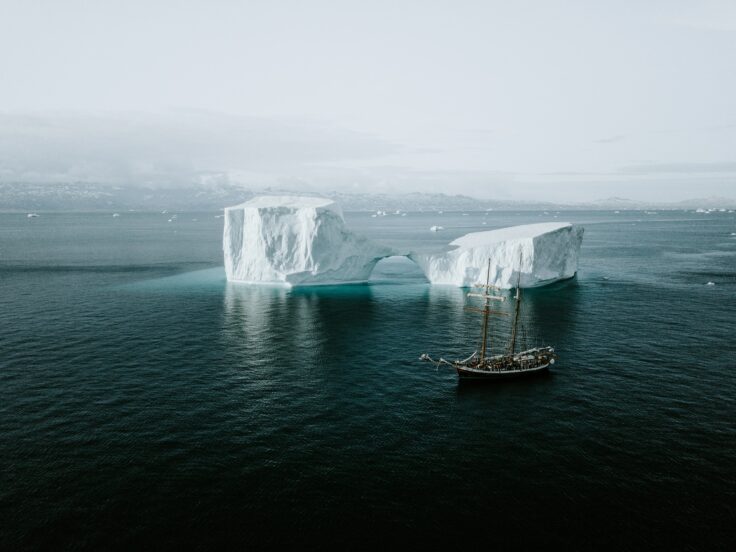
223,196 -> 394,285
223,198 -> 583,288
409,222 -> 584,288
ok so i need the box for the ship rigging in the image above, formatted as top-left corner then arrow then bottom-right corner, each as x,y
420,256 -> 557,380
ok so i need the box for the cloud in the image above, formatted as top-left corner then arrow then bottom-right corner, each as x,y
0,110 -> 399,186
617,161 -> 736,175
593,135 -> 626,144
262,164 -> 516,198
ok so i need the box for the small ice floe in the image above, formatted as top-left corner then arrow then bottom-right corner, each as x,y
192,218 -> 198,221
161,210 -> 168,214
730,232 -> 736,236
112,213 -> 120,217
167,218 -> 174,223
462,213 -> 469,216
430,225 -> 444,232
401,212 -> 407,216
26,213 -> 39,218
706,282 -> 716,286
394,210 -> 401,215
614,210 -> 620,214
375,210 -> 387,217
214,214 -> 224,218
371,214 -> 377,218
482,221 -> 487,225
438,210 -> 443,214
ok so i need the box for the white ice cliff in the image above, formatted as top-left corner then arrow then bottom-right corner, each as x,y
223,197 -> 583,288
223,196 -> 394,285
409,222 -> 584,288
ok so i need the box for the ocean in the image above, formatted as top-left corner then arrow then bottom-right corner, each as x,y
1,210 -> 735,550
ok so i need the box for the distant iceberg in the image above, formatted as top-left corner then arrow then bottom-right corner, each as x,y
409,222 -> 584,288
223,196 -> 394,286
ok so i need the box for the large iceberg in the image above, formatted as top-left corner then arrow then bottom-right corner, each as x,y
223,196 -> 394,285
409,222 -> 584,288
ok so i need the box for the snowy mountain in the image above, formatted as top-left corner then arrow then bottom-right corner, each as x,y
1,182 -> 734,212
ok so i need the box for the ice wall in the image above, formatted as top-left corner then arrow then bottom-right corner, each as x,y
409,222 -> 584,288
223,196 -> 394,285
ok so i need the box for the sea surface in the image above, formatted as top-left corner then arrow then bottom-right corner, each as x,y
1,209 -> 735,550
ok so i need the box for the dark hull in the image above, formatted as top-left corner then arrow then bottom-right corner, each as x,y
455,363 -> 550,381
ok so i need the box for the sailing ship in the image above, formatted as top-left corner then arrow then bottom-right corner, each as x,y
420,257 -> 557,381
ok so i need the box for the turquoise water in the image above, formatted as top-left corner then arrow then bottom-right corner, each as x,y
1,210 -> 735,549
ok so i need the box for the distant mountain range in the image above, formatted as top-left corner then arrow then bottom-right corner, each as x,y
1,182 -> 735,212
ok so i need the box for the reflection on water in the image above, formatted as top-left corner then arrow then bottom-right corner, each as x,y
220,271 -> 583,377
455,369 -> 555,397
3,211 -> 736,549
222,282 -> 381,381
520,277 -> 582,352
417,278 -> 581,363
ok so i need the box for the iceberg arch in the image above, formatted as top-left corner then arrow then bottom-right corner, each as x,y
223,196 -> 583,288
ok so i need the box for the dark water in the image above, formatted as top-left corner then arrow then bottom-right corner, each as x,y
1,210 -> 735,550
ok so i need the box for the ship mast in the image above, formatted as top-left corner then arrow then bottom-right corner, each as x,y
509,253 -> 523,356
479,259 -> 492,361
466,259 -> 506,363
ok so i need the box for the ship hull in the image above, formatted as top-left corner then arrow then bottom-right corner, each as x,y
455,362 -> 550,381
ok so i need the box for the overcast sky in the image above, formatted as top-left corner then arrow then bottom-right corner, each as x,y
1,0 -> 735,201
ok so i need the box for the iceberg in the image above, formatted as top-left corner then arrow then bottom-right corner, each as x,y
222,197 -> 584,289
409,222 -> 584,288
223,196 -> 394,285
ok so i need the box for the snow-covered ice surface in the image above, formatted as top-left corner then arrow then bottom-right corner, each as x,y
409,222 -> 584,288
223,196 -> 394,286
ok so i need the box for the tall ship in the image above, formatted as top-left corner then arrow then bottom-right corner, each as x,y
420,258 -> 557,381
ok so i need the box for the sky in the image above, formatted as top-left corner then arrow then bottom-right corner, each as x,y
1,0 -> 735,202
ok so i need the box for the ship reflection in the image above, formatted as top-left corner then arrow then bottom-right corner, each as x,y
454,278 -> 580,394
418,277 -> 581,389
221,275 -> 580,390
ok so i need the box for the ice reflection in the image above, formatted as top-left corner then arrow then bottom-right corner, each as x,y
220,276 -> 580,393
417,279 -> 580,363
519,278 -> 581,351
416,286 -> 478,360
221,283 -> 380,380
